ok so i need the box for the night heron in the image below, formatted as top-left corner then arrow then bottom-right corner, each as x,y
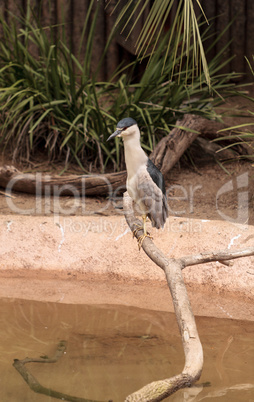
107,117 -> 168,249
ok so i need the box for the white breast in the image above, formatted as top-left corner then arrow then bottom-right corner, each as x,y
127,165 -> 148,215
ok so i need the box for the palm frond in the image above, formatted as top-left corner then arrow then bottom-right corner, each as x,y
111,0 -> 211,87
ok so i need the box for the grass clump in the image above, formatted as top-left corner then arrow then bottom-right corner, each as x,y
0,1 -> 242,172
214,56 -> 254,160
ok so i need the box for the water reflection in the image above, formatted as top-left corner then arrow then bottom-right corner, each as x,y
0,298 -> 253,401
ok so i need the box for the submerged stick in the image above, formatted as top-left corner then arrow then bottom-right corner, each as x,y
13,340 -> 108,402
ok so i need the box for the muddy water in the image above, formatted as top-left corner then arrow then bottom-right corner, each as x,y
0,298 -> 253,402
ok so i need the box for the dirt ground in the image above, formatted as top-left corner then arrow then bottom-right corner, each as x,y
0,94 -> 254,321
0,159 -> 253,223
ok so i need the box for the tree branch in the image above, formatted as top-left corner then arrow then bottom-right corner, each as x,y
123,192 -> 203,401
181,248 -> 254,268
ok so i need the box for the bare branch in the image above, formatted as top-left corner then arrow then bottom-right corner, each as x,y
181,248 -> 254,268
124,192 -> 203,401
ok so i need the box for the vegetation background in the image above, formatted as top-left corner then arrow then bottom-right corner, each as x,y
0,0 -> 253,173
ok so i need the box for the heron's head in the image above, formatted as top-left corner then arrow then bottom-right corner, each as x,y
107,117 -> 138,141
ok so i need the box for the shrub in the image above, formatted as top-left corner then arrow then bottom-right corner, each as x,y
0,2 -> 242,171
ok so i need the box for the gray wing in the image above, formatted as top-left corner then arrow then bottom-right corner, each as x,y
137,172 -> 168,229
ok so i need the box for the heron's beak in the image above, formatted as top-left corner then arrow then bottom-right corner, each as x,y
107,129 -> 122,141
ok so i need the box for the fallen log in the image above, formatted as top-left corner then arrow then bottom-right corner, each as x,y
150,114 -> 225,174
0,165 -> 127,197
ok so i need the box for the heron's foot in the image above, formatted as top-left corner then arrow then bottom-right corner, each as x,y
132,223 -> 151,238
132,224 -> 147,238
132,220 -> 153,250
136,232 -> 153,250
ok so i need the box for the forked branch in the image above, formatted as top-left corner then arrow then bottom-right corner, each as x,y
123,191 -> 254,401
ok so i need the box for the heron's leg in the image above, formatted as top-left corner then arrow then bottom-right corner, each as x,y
132,215 -> 148,236
133,215 -> 153,250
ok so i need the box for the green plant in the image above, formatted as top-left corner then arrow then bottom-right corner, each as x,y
110,0 -> 211,87
0,1 -> 242,172
213,55 -> 254,160
0,2 -> 115,170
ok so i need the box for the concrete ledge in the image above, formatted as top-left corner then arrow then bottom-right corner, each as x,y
0,215 -> 253,320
